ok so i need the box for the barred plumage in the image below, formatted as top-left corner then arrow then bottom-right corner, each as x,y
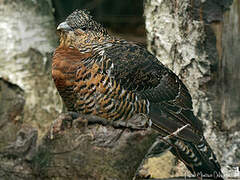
52,9 -> 223,179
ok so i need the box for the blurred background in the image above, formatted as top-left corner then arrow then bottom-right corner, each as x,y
52,0 -> 146,43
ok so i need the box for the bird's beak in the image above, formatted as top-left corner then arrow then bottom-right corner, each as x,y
57,21 -> 72,31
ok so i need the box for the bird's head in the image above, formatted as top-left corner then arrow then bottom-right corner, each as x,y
57,10 -> 110,50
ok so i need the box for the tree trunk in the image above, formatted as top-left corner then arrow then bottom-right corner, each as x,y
144,0 -> 240,179
0,0 -> 63,139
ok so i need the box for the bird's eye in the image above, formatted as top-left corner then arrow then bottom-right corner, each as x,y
81,27 -> 87,31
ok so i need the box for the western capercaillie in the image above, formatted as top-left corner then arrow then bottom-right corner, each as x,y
52,10 -> 223,179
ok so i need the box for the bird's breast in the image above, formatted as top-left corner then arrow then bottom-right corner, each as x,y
52,47 -> 93,110
52,47 -> 149,121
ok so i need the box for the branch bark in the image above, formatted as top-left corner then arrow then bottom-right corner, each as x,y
0,114 -> 159,180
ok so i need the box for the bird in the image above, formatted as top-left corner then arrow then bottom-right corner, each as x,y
52,9 -> 223,179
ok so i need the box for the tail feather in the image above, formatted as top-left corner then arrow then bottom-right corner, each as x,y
170,138 -> 224,179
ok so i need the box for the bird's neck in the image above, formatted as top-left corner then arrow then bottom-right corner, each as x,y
59,31 -> 116,53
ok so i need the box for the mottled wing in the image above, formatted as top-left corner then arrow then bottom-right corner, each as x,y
101,41 -> 203,144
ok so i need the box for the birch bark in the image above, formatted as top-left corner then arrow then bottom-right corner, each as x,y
144,0 -> 239,178
0,0 -> 63,139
